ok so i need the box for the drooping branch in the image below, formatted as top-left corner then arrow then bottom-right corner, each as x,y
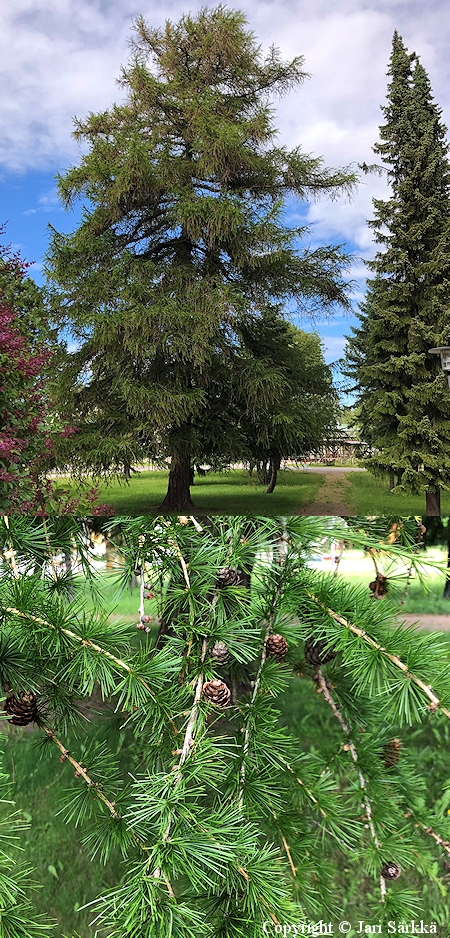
314,668 -> 387,902
2,605 -> 179,734
43,725 -> 175,897
239,528 -> 289,808
309,593 -> 450,719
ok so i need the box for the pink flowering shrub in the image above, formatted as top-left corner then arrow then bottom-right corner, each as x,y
0,240 -> 114,515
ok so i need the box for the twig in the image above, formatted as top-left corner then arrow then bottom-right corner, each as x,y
43,725 -> 175,897
161,519 -> 191,589
314,668 -> 386,902
278,756 -> 327,818
239,528 -> 288,809
333,541 -> 345,578
43,725 -> 120,818
3,605 -> 179,734
404,813 -> 450,856
178,637 -> 208,769
153,636 -> 208,882
308,593 -> 450,720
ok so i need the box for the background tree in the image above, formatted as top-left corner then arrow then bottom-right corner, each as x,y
345,31 -> 450,516
46,6 -> 354,511
239,310 -> 339,491
3,515 -> 450,935
0,232 -> 113,515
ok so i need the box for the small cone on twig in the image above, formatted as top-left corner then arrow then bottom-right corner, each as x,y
202,679 -> 231,707
304,637 -> 336,668
215,567 -> 249,589
382,737 -> 402,768
210,641 -> 231,667
266,633 -> 288,662
381,862 -> 401,880
5,691 -> 38,726
369,574 -> 388,598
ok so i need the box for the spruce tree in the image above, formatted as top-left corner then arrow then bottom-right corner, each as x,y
2,514 -> 450,934
345,32 -> 450,515
45,6 -> 354,511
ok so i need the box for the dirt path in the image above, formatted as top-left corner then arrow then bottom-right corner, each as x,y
297,470 -> 354,516
400,614 -> 450,631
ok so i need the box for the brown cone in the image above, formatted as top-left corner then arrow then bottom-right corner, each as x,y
381,862 -> 401,880
266,633 -> 288,662
369,574 -> 388,598
210,641 -> 231,667
382,737 -> 402,768
304,637 -> 336,667
202,679 -> 231,707
5,691 -> 38,726
215,567 -> 249,589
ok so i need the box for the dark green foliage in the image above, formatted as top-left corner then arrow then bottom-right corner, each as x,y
345,32 -> 450,509
238,310 -> 339,491
2,515 -> 450,934
45,7 -> 355,510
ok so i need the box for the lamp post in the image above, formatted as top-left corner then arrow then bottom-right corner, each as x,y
429,347 -> 450,388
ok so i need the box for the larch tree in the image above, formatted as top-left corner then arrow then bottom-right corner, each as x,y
45,6 -> 355,511
345,31 -> 450,516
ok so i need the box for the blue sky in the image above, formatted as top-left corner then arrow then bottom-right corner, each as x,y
2,0 -> 450,375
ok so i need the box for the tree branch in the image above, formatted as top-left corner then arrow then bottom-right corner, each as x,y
309,593 -> 450,719
314,668 -> 386,902
2,605 -> 179,734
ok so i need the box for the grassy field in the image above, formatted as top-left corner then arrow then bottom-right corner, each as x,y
75,468 -> 324,514
345,471 -> 450,515
60,466 -> 450,516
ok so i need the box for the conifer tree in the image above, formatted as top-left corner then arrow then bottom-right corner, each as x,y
2,514 -> 450,934
45,6 -> 354,511
239,310 -> 338,491
345,32 -> 450,515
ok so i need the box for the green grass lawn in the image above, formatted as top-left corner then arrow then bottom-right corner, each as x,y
60,467 -> 450,516
62,468 -> 323,515
345,470 -> 450,515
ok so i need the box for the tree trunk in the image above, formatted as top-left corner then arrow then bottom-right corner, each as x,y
265,455 -> 281,494
389,470 -> 395,490
257,461 -> 270,485
159,443 -> 195,511
425,488 -> 441,517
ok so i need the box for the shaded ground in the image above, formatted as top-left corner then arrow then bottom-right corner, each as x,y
296,469 -> 354,515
